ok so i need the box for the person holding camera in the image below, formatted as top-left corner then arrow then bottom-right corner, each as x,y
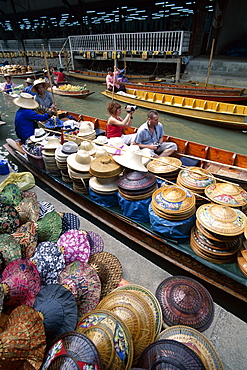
106,101 -> 136,145
132,109 -> 177,157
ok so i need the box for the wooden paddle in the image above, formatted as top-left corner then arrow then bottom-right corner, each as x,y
6,138 -> 25,154
41,44 -> 57,114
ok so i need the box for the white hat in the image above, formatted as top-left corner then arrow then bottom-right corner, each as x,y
43,136 -> 61,150
95,147 -> 108,158
93,136 -> 108,145
78,121 -> 95,136
113,145 -> 148,172
13,92 -> 39,109
67,150 -> 93,172
89,176 -> 119,193
79,141 -> 96,156
103,137 -> 127,155
55,141 -> 78,159
29,128 -> 49,142
26,78 -> 33,84
31,79 -> 49,93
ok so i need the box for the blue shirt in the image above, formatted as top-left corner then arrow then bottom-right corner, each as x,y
15,108 -> 50,143
24,85 -> 36,96
34,91 -> 54,108
134,121 -> 164,145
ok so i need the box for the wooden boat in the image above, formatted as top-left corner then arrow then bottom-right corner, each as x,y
0,70 -> 44,79
66,70 -> 156,83
48,86 -> 95,99
102,89 -> 247,130
4,117 -> 247,302
123,81 -> 247,102
186,80 -> 247,95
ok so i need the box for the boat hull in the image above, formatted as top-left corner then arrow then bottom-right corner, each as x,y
101,90 -> 247,130
66,70 -> 155,83
0,71 -> 43,79
48,87 -> 95,99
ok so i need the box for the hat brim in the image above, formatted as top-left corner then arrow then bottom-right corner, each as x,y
67,153 -> 93,172
55,145 -> 78,158
13,97 -> 39,110
113,153 -> 148,172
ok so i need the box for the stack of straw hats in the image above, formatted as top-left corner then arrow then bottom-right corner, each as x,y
117,171 -> 157,201
42,136 -> 61,175
97,288 -> 158,365
55,141 -> 78,182
77,121 -> 96,141
76,309 -> 134,369
205,182 -> 247,208
191,203 -> 246,263
147,156 -> 182,182
67,150 -> 94,193
177,167 -> 215,206
89,155 -> 122,195
151,185 -> 196,220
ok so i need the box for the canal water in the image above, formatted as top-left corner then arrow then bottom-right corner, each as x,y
0,76 -> 246,168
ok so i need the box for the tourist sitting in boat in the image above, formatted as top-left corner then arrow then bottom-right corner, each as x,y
31,79 -> 55,110
13,92 -> 56,143
106,66 -> 121,92
106,102 -> 136,145
52,67 -> 66,86
132,109 -> 177,157
2,73 -> 14,94
23,78 -> 36,96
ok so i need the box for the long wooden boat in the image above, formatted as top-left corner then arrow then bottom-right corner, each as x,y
4,118 -> 247,302
66,70 -> 156,83
185,80 -> 247,95
124,81 -> 247,102
48,86 -> 95,99
102,89 -> 247,130
0,70 -> 44,79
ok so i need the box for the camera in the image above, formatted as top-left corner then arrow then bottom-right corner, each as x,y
125,105 -> 138,113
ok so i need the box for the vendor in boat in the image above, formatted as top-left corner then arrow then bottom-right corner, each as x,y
52,67 -> 66,86
23,78 -> 36,96
132,109 -> 177,157
106,66 -> 121,92
2,73 -> 14,94
31,79 -> 55,110
13,92 -> 56,143
106,101 -> 136,145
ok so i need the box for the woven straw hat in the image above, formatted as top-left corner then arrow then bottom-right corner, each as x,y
177,167 -> 215,190
31,78 -> 49,93
33,284 -> 78,345
90,155 -> 122,178
30,241 -> 65,286
78,121 -> 95,136
157,325 -> 224,370
13,92 -> 39,109
93,135 -> 108,145
97,289 -> 156,364
0,305 -> 46,370
67,150 -> 93,172
88,251 -> 122,299
58,229 -> 91,265
89,176 -> 119,193
113,145 -> 148,172
58,261 -> 101,317
1,258 -> 41,309
95,147 -> 108,158
79,140 -> 97,156
155,275 -> 214,332
76,309 -> 133,370
205,182 -> 247,207
196,203 -> 246,236
147,156 -> 182,174
104,137 -> 128,155
30,128 -> 49,142
43,136 -> 61,150
137,339 -> 205,369
43,331 -> 103,370
114,284 -> 162,338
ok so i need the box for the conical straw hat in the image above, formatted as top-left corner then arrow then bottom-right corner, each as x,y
196,203 -> 246,236
147,156 -> 182,174
178,167 -> 215,190
113,145 -> 148,172
90,156 -> 122,178
205,182 -> 247,207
